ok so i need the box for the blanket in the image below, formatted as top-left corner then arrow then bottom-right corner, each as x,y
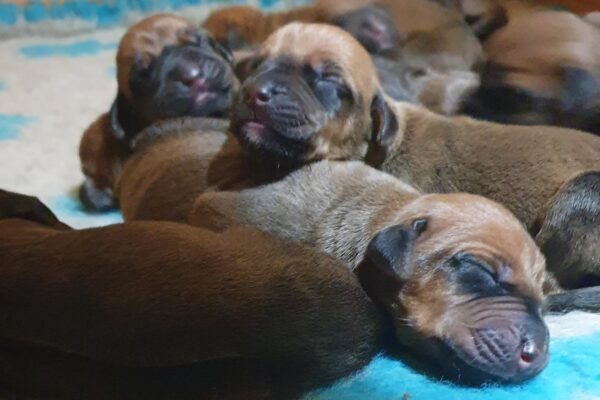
0,12 -> 598,400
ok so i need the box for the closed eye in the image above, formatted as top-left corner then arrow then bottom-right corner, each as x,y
452,254 -> 498,283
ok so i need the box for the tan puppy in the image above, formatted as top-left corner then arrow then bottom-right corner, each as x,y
229,23 -> 600,290
190,160 -> 550,384
462,10 -> 600,134
79,14 -> 237,211
0,189 -> 381,399
204,0 -> 483,72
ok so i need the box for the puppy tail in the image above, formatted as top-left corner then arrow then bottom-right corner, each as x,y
544,287 -> 600,315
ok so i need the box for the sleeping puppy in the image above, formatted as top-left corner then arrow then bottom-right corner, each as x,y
190,161 -> 550,385
0,189 -> 381,399
79,13 -> 237,211
462,10 -> 600,134
203,0 -> 483,73
229,23 -> 600,291
334,5 -> 480,113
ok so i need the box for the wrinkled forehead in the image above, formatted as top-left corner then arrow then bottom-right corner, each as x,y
261,23 -> 380,95
404,194 -> 545,280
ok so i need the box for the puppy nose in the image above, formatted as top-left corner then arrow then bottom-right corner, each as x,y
179,66 -> 203,86
244,83 -> 273,108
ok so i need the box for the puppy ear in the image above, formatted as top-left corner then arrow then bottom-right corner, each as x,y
468,5 -> 509,42
128,55 -> 155,97
356,220 -> 427,302
109,92 -> 131,140
365,94 -> 398,166
560,67 -> 600,114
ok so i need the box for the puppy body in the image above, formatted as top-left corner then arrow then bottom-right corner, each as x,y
117,118 -> 286,222
229,23 -> 600,291
79,14 -> 238,211
191,161 -> 421,269
204,0 -> 482,72
116,118 -> 227,222
376,102 -> 600,287
383,103 -> 600,227
464,10 -> 600,132
191,161 -> 552,383
0,195 -> 381,399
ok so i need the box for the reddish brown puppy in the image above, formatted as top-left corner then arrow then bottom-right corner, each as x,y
79,14 -> 237,211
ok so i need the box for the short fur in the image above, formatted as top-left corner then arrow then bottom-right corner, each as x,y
0,190 -> 382,399
203,0 -> 483,72
116,118 -> 289,222
462,10 -> 600,134
230,23 -> 600,291
190,161 -> 550,384
79,14 -> 238,211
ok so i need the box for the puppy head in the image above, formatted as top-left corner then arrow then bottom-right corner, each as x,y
462,11 -> 600,133
332,5 -> 401,55
231,23 -> 397,165
114,14 -> 238,136
356,194 -> 548,385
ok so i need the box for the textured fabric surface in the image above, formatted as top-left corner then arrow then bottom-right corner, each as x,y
0,23 -> 599,400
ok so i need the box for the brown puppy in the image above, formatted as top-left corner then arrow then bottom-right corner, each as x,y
79,13 -> 237,211
462,10 -> 600,133
0,189 -> 381,399
190,160 -> 550,385
203,0 -> 483,72
115,117 -> 289,222
335,6 -> 480,112
230,23 -> 600,290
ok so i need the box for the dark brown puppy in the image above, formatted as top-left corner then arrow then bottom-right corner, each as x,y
79,13 -> 237,211
0,189 -> 381,399
230,23 -> 600,290
190,160 -> 550,385
203,0 -> 483,72
462,10 -> 600,134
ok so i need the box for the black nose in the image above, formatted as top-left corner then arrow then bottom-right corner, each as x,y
177,65 -> 204,87
243,81 -> 273,108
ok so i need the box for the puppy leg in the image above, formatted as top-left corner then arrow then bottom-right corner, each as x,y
0,189 -> 70,230
535,171 -> 600,289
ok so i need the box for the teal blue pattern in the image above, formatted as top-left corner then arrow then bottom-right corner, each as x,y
0,114 -> 38,140
306,333 -> 600,400
20,40 -> 118,59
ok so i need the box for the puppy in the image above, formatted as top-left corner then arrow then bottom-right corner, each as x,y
335,5 -> 481,113
0,189 -> 381,399
190,160 -> 550,385
79,14 -> 237,211
204,0 -> 483,72
229,23 -> 600,290
115,117 -> 290,222
462,10 -> 600,133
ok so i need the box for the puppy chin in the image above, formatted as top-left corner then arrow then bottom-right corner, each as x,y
232,120 -> 314,165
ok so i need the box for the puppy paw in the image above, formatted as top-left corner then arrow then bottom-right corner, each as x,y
0,189 -> 69,229
78,179 -> 117,213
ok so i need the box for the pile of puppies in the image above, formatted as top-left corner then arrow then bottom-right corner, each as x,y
2,1 -> 600,399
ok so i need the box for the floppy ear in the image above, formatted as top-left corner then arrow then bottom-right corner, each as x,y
560,67 -> 600,114
108,92 -> 132,140
365,94 -> 398,166
128,55 -> 155,98
356,220 -> 427,303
